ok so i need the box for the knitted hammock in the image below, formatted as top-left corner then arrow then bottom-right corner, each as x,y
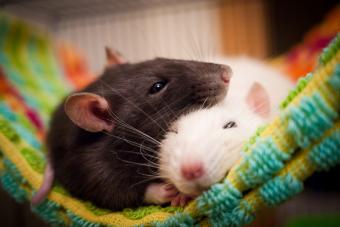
0,13 -> 339,227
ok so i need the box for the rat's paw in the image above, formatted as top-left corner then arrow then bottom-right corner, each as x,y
171,193 -> 192,207
144,183 -> 179,205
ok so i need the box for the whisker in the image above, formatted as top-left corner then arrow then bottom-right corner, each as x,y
138,142 -> 160,167
129,177 -> 160,189
208,142 -> 244,179
111,125 -> 160,147
136,92 -> 192,131
105,132 -> 158,154
105,111 -> 161,146
99,81 -> 168,133
116,149 -> 157,159
115,155 -> 160,169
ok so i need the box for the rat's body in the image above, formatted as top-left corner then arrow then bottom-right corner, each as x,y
160,57 -> 293,197
37,58 -> 230,210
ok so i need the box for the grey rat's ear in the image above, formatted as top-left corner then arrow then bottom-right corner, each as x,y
105,46 -> 127,67
246,82 -> 270,118
64,92 -> 114,132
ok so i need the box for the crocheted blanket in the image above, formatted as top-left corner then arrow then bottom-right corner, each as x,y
0,9 -> 339,227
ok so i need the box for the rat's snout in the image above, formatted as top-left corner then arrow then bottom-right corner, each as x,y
220,66 -> 232,85
181,162 -> 205,181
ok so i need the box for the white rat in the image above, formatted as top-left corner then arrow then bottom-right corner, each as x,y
159,57 -> 293,199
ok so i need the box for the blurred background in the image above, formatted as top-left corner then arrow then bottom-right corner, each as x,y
1,0 -> 338,73
0,0 -> 339,226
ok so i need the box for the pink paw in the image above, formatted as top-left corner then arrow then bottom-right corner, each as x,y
171,193 -> 192,207
144,183 -> 179,205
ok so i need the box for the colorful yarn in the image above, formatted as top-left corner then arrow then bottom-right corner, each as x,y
308,130 -> 340,171
31,200 -> 65,226
193,34 -> 340,226
197,179 -> 242,216
236,137 -> 290,188
259,174 -> 303,206
215,121 -> 340,226
287,93 -> 338,148
153,213 -> 195,227
0,11 -> 339,227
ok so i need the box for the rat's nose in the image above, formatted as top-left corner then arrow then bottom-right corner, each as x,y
181,162 -> 205,181
220,66 -> 232,84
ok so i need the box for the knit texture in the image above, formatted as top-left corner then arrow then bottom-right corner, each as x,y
0,11 -> 340,227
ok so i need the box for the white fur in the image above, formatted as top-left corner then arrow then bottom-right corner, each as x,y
215,56 -> 294,116
159,57 -> 294,196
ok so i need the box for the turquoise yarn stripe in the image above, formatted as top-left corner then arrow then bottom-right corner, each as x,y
237,137 -> 290,188
195,179 -> 243,227
309,130 -> 340,171
212,174 -> 302,227
12,123 -> 42,149
328,64 -> 340,90
287,93 -> 338,148
259,173 -> 303,207
31,200 -> 65,227
0,159 -> 28,202
197,179 -> 242,216
218,200 -> 255,227
3,157 -> 24,181
154,212 -> 195,227
0,171 -> 27,202
0,102 -> 42,149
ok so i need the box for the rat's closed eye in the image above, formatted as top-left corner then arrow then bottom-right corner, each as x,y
169,129 -> 178,134
223,121 -> 237,129
169,122 -> 178,134
150,80 -> 168,94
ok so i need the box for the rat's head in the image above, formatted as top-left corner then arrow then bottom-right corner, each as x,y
63,58 -> 230,159
159,82 -> 270,197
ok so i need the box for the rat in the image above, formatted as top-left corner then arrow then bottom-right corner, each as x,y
31,50 -> 231,211
159,57 -> 293,199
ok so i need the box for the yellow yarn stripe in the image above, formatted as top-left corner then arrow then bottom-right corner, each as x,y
0,159 -> 4,171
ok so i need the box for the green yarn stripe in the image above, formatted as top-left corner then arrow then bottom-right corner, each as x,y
280,73 -> 313,110
319,32 -> 340,65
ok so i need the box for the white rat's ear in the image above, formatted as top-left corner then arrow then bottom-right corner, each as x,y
246,82 -> 270,118
64,92 -> 114,132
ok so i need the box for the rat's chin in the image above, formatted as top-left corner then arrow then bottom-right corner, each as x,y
177,185 -> 208,198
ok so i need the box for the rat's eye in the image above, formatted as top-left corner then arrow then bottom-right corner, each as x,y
150,80 -> 167,94
169,129 -> 178,134
169,122 -> 178,134
223,121 -> 237,129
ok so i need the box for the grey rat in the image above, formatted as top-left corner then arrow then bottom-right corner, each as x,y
32,51 -> 231,210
